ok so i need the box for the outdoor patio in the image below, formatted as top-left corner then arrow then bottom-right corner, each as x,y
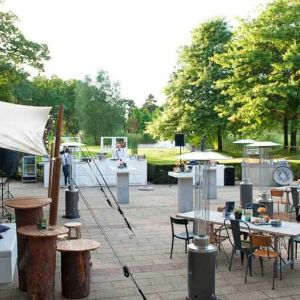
1,181 -> 300,300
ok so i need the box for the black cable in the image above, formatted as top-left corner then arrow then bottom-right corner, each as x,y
73,183 -> 146,299
77,133 -> 135,236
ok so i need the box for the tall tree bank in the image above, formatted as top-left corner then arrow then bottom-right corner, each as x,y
214,0 -> 300,152
147,18 -> 232,150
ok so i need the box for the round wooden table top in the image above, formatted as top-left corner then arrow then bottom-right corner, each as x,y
18,225 -> 68,237
64,222 -> 82,228
57,239 -> 100,252
5,197 -> 52,209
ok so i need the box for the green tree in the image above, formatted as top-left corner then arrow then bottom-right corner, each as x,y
75,70 -> 125,144
0,10 -> 49,102
142,94 -> 158,113
214,0 -> 300,151
147,18 -> 232,150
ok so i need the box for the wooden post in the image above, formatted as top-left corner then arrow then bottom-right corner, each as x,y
49,105 -> 64,226
48,143 -> 54,198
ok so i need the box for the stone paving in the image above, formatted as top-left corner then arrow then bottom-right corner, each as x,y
1,180 -> 300,300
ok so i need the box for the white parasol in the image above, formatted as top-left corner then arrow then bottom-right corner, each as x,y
233,139 -> 256,144
246,141 -> 281,148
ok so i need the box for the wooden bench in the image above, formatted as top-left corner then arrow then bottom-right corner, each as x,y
0,223 -> 17,283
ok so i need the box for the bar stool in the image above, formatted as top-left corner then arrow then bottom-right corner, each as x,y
64,222 -> 82,240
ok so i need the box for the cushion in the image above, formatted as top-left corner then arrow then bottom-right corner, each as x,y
0,225 -> 10,233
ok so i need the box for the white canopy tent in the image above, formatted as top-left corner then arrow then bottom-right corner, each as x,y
0,101 -> 51,156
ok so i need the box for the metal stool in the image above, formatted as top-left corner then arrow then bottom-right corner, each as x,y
64,222 -> 82,240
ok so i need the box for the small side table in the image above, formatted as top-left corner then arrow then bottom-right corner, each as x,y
64,221 -> 82,239
18,225 -> 68,300
57,239 -> 100,299
5,197 -> 51,291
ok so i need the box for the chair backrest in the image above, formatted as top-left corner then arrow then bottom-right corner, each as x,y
170,216 -> 189,238
270,190 -> 284,198
291,187 -> 299,207
250,233 -> 272,248
224,219 -> 250,251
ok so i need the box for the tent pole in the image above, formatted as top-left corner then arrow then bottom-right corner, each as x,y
48,143 -> 54,198
49,105 -> 64,226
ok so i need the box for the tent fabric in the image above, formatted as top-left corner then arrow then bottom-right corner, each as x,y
0,101 -> 51,156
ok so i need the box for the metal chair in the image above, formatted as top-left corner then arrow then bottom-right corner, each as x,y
224,219 -> 253,273
170,216 -> 193,258
291,187 -> 300,222
246,233 -> 282,290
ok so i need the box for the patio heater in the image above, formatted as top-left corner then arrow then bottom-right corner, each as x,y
178,151 -> 231,300
61,141 -> 83,219
233,139 -> 256,208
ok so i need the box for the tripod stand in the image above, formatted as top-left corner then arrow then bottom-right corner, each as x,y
1,177 -> 13,218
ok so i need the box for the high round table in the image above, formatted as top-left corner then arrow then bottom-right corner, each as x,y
5,197 -> 52,291
18,225 -> 68,300
57,239 -> 100,298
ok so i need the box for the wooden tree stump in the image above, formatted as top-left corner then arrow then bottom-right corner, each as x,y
18,225 -> 68,300
5,197 -> 51,292
61,251 -> 90,298
57,239 -> 100,299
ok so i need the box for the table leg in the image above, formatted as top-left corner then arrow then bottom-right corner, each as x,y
27,236 -> 57,300
15,207 -> 44,292
274,236 -> 279,278
61,251 -> 91,298
290,237 -> 294,269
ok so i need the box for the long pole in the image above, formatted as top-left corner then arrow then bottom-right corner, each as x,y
47,143 -> 54,198
49,105 -> 64,225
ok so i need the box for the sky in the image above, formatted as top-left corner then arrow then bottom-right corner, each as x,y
3,0 -> 270,106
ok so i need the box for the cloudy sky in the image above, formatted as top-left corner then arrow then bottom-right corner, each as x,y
3,0 -> 270,106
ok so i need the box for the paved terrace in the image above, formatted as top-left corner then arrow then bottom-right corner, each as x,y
1,181 -> 300,300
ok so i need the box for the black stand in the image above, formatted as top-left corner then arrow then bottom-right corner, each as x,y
1,177 -> 13,218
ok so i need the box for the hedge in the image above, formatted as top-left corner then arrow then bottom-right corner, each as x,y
147,161 -> 300,184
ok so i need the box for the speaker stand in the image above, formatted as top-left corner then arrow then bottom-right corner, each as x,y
0,177 -> 13,219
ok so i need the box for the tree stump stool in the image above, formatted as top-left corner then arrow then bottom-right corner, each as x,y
18,225 -> 68,300
5,197 -> 51,291
57,239 -> 100,299
64,221 -> 82,239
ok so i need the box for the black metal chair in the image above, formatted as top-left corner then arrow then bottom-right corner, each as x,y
224,218 -> 253,277
291,187 -> 300,222
170,216 -> 194,258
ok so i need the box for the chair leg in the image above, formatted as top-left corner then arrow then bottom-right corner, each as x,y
296,242 -> 298,259
220,243 -> 230,264
280,255 -> 283,281
170,236 -> 174,259
229,248 -> 235,271
272,261 -> 275,290
241,252 -> 245,265
245,255 -> 252,283
288,238 -> 291,261
259,257 -> 264,276
185,240 -> 187,254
